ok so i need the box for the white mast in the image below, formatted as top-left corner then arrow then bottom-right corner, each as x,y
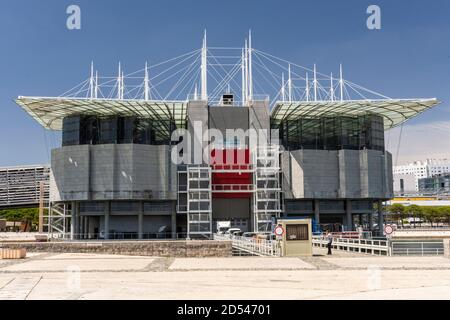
330,73 -> 334,102
117,62 -> 122,100
281,73 -> 285,101
94,71 -> 98,99
313,64 -> 318,101
339,64 -> 344,101
121,70 -> 125,100
194,83 -> 198,100
288,64 -> 292,102
89,61 -> 94,100
244,39 -> 249,105
248,30 -> 253,102
305,73 -> 310,102
201,30 -> 208,101
241,48 -> 246,106
144,61 -> 150,100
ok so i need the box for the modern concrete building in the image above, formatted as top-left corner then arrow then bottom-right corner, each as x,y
418,174 -> 450,196
393,173 -> 417,196
14,36 -> 440,239
0,165 -> 50,208
393,159 -> 450,192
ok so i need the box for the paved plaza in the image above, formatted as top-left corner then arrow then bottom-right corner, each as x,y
0,248 -> 450,300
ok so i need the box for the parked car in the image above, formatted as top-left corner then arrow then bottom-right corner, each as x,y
225,228 -> 242,238
242,232 -> 258,238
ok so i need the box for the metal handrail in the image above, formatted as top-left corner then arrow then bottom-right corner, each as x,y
312,236 -> 390,256
390,240 -> 444,256
212,184 -> 255,192
214,234 -> 280,256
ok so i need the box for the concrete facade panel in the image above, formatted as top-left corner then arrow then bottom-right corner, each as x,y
51,144 -> 176,202
283,149 -> 393,200
51,145 -> 90,200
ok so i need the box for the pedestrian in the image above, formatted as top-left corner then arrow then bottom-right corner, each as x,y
326,230 -> 333,255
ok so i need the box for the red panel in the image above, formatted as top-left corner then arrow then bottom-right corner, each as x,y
211,149 -> 252,198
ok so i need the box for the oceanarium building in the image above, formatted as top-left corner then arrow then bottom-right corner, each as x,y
15,35 -> 440,239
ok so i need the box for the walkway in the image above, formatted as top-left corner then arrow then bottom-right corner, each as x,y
1,250 -> 450,299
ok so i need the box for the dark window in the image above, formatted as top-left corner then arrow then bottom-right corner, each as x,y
99,117 -> 118,144
286,224 -> 309,241
61,116 -> 177,146
62,116 -> 81,146
286,200 -> 313,212
118,117 -> 135,143
111,201 -> 140,212
320,200 -> 345,211
144,202 -> 172,213
80,202 -> 105,213
276,114 -> 385,152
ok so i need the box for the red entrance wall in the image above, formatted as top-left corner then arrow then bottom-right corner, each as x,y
211,149 -> 251,198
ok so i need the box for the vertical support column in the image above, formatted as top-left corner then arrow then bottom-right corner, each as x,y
346,199 -> 353,231
80,216 -> 84,240
70,201 -> 76,240
105,201 -> 110,240
74,203 -> 80,240
38,181 -> 44,233
85,217 -> 89,240
359,214 -> 363,229
314,199 -> 320,225
378,200 -> 384,236
171,206 -> 177,240
369,213 -> 374,231
138,202 -> 144,240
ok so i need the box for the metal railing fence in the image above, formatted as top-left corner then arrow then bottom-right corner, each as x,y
214,234 -> 280,256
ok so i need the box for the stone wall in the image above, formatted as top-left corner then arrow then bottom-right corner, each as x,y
0,240 -> 232,258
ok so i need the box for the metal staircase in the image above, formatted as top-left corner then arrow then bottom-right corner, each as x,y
252,145 -> 282,232
186,165 -> 213,239
47,202 -> 71,239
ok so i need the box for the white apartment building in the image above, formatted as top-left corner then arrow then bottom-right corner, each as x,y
393,159 -> 450,193
0,165 -> 50,208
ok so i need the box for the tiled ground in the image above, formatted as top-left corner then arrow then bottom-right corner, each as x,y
1,251 -> 449,300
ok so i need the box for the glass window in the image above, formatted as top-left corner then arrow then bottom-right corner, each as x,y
61,116 -> 177,146
80,202 -> 105,213
276,114 -> 385,152
111,201 -> 140,212
286,224 -> 309,241
62,116 -> 81,146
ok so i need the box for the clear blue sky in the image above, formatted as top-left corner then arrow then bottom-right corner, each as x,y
1,0 -> 449,166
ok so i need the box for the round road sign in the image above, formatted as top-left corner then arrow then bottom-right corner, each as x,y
274,226 -> 284,236
384,224 -> 394,235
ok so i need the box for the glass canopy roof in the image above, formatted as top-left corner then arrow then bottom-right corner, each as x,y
15,97 -> 440,134
271,99 -> 440,130
15,97 -> 188,132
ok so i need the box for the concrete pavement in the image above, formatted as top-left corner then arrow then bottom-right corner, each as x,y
0,249 -> 449,300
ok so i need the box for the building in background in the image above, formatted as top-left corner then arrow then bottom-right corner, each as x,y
393,174 -> 417,196
393,159 -> 450,194
0,165 -> 50,209
13,35 -> 439,240
418,174 -> 450,196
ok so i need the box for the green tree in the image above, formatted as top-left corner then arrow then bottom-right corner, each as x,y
406,205 -> 422,228
0,208 -> 42,231
388,204 -> 405,227
437,206 -> 450,227
422,207 -> 440,227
